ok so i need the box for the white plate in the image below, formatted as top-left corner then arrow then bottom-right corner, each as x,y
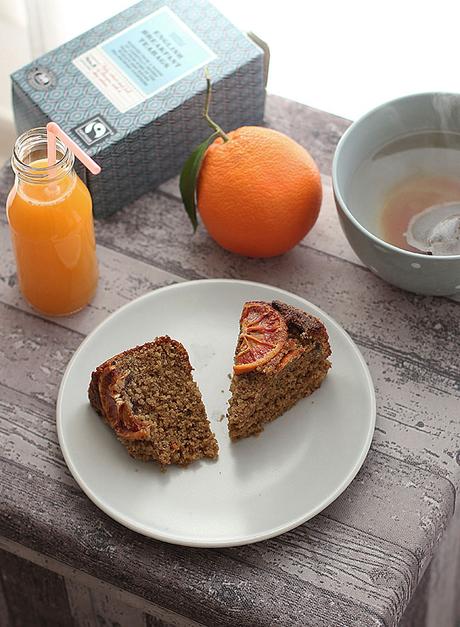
57,279 -> 375,547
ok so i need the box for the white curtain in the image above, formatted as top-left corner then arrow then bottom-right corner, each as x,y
0,0 -> 137,159
23,0 -> 137,58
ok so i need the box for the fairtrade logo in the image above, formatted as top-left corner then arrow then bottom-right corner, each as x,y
73,115 -> 115,146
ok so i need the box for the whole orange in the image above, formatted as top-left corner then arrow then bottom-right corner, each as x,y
197,126 -> 322,257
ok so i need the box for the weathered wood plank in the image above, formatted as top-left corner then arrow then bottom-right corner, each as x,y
399,502 -> 460,627
0,570 -> 10,627
423,504 -> 460,627
145,614 -> 182,627
64,580 -> 95,627
399,566 -> 430,627
65,580 -> 190,627
0,166 -> 13,210
222,512 -> 417,626
323,450 -> 454,573
86,587 -> 146,627
359,346 -> 460,488
0,303 -> 83,406
0,548 -> 73,627
0,458 -> 419,627
0,386 -> 73,485
1,538 -> 204,627
457,559 -> 460,626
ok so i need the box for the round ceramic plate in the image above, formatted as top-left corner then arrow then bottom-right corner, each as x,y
57,279 -> 375,547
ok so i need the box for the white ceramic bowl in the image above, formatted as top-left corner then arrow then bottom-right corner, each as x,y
332,92 -> 460,296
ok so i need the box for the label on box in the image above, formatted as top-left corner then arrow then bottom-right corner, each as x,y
73,6 -> 216,113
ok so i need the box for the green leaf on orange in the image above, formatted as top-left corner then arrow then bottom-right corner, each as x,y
179,132 -> 218,232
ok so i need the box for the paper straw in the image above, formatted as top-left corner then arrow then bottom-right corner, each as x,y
47,127 -> 57,167
47,122 -> 101,175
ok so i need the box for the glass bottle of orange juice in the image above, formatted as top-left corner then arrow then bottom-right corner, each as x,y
6,128 -> 98,316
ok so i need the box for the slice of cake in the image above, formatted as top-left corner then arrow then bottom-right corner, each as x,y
88,336 -> 218,466
227,300 -> 331,440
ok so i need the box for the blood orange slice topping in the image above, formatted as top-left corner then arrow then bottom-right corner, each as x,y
234,302 -> 288,374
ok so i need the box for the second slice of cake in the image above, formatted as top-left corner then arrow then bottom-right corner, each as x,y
227,300 -> 331,440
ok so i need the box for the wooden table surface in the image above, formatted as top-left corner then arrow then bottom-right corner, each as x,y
1,95 -> 459,627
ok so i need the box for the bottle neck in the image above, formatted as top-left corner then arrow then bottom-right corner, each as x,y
12,127 -> 75,184
12,128 -> 76,204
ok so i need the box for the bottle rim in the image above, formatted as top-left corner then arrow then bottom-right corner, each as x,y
12,127 -> 75,184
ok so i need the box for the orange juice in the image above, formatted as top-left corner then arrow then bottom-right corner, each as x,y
6,131 -> 98,316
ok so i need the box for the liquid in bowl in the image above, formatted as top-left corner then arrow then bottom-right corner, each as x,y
347,130 -> 460,253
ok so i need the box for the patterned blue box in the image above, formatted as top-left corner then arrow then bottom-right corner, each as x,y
11,0 -> 266,217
